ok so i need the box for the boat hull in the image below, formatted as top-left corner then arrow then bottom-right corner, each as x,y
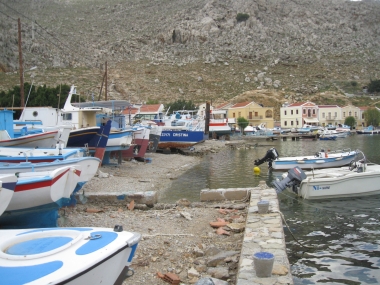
0,130 -> 61,148
0,227 -> 141,285
272,151 -> 357,170
297,165 -> 380,199
117,128 -> 150,159
0,175 -> 18,216
158,130 -> 206,149
0,165 -> 81,228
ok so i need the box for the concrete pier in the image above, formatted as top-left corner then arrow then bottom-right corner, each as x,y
200,182 -> 294,284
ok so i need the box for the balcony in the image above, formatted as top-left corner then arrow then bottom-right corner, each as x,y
248,116 -> 263,120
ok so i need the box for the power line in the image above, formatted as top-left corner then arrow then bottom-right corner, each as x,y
0,1 -> 94,66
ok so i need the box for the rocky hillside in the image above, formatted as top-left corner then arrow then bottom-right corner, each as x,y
1,0 -> 380,114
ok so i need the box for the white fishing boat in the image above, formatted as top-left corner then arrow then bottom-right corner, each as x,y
0,226 -> 141,285
0,156 -> 100,194
0,165 -> 82,228
0,174 -> 18,216
254,147 -> 357,170
272,151 -> 380,199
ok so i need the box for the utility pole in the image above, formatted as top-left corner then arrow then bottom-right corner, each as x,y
18,18 -> 24,107
105,61 -> 107,101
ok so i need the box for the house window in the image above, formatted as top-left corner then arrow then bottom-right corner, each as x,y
284,110 -> 287,116
328,112 -> 331,118
296,120 -> 299,126
291,121 -> 294,126
291,110 -> 293,115
296,110 -> 299,114
343,112 -> 346,118
238,112 -> 241,117
334,112 -> 337,118
322,112 -> 325,118
303,109 -> 306,114
355,111 -> 357,118
233,113 -> 235,118
362,113 -> 364,119
312,109 -> 316,115
249,112 -> 252,119
284,121 -> 287,126
349,111 -> 352,116
255,112 -> 258,117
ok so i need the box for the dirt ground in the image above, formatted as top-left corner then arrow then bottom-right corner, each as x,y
59,139 -> 247,285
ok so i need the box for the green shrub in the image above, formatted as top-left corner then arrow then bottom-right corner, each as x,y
236,13 -> 249,23
368,79 -> 380,93
350,81 -> 358,87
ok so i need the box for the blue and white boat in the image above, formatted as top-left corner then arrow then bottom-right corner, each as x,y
0,165 -> 82,228
0,156 -> 100,199
356,125 -> 380,135
254,148 -> 357,170
0,227 -> 141,285
159,129 -> 206,149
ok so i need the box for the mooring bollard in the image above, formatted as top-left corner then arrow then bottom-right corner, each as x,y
253,251 -> 275,278
257,200 -> 269,214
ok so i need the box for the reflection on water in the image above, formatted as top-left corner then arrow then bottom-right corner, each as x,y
161,135 -> 380,284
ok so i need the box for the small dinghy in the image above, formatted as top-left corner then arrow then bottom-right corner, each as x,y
0,226 -> 141,285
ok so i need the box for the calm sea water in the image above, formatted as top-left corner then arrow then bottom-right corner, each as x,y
161,134 -> 380,285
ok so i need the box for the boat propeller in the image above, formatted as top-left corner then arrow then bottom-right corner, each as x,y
254,147 -> 279,167
272,166 -> 307,193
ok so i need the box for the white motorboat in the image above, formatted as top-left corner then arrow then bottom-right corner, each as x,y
254,147 -> 357,170
272,151 -> 380,199
0,226 -> 141,285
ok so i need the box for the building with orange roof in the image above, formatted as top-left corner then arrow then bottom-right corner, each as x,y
280,101 -> 319,129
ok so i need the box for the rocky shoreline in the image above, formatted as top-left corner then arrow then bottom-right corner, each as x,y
60,139 -> 248,285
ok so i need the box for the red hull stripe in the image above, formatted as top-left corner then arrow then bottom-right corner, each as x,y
15,168 -> 70,192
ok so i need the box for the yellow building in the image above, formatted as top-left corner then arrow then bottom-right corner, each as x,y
227,101 -> 274,129
341,105 -> 362,128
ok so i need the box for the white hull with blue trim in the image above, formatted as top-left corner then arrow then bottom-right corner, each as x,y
0,227 -> 141,285
0,165 -> 82,228
0,174 -> 18,216
254,148 -> 357,170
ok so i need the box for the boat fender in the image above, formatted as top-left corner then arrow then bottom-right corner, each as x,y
325,152 -> 328,158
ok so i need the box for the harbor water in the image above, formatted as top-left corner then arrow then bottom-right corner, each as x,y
161,134 -> 380,285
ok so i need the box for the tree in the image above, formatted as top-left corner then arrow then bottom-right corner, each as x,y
237,117 -> 249,134
363,108 -> 380,126
368,79 -> 380,93
344,116 -> 356,129
165,99 -> 196,114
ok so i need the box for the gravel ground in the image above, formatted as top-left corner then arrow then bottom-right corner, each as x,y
59,139 -> 246,284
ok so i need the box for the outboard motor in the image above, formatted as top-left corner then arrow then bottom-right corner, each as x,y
272,166 -> 307,193
254,148 -> 279,166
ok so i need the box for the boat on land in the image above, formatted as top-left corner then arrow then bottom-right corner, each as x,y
254,147 -> 357,170
272,151 -> 380,199
0,120 -> 111,164
0,226 -> 141,285
0,165 -> 82,228
0,109 -> 71,148
0,174 -> 18,216
158,129 -> 206,149
0,156 -> 100,197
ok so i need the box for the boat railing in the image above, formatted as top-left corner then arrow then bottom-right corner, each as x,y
326,148 -> 352,154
